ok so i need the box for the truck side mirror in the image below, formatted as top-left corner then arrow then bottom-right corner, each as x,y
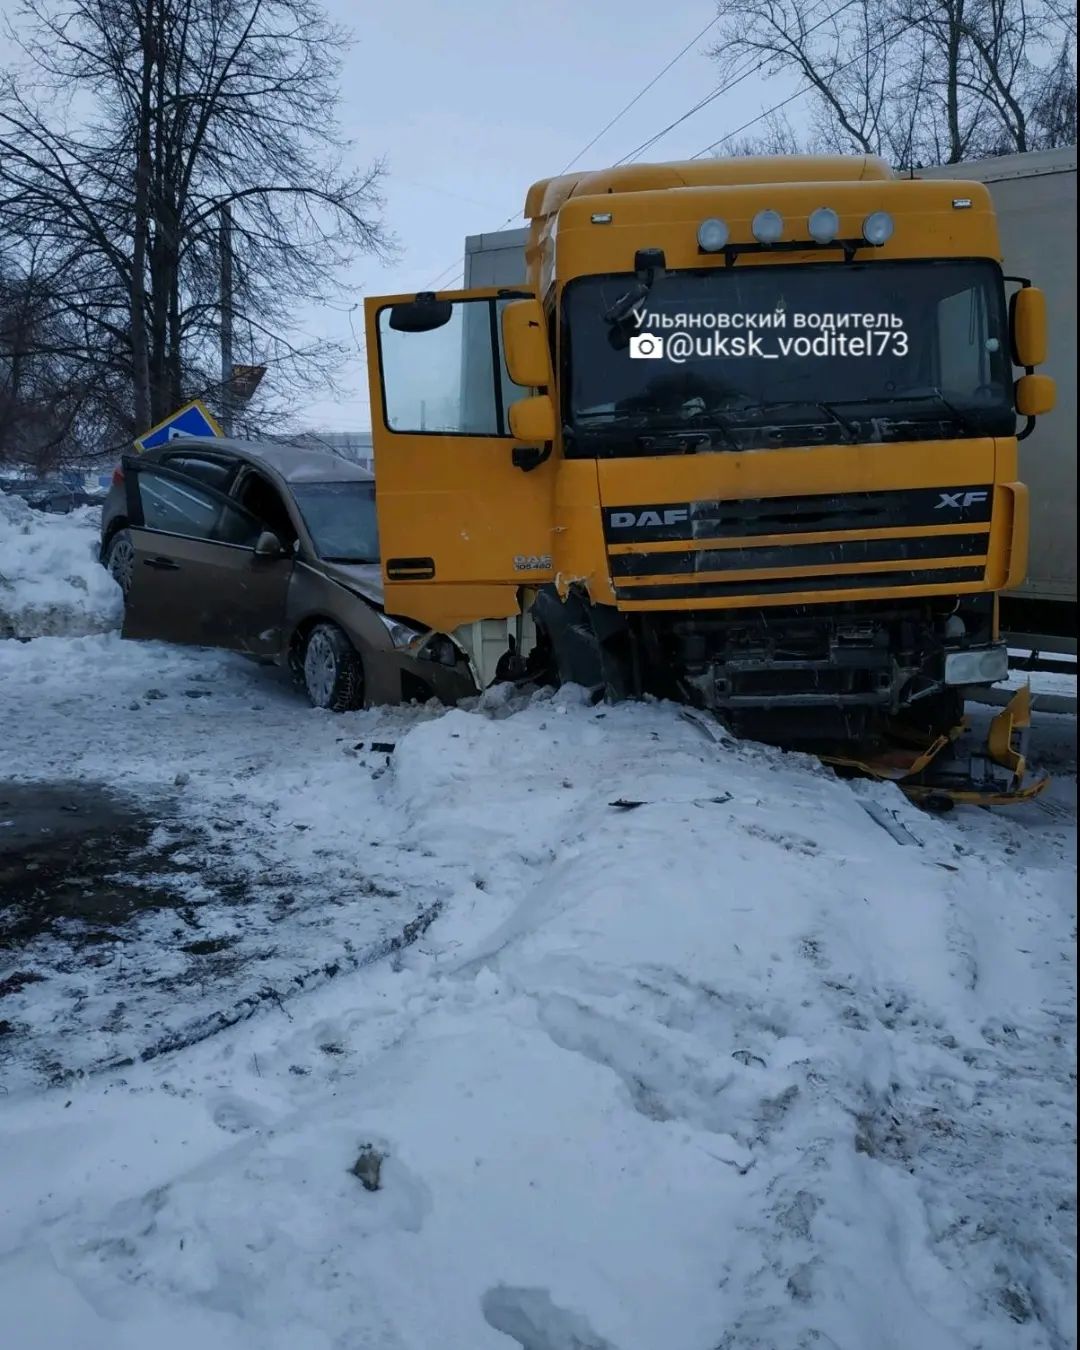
508,393 -> 556,442
1009,286 -> 1047,367
501,299 -> 552,388
1015,373 -> 1055,417
388,294 -> 453,333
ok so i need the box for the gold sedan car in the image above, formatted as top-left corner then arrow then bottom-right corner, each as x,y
99,437 -> 479,709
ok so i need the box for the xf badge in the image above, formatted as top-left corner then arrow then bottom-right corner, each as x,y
936,490 -> 989,509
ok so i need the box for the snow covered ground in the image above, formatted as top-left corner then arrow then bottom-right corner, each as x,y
0,506 -> 1076,1350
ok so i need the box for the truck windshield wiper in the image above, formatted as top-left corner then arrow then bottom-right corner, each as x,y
635,425 -> 738,453
884,389 -> 976,432
740,399 -> 861,443
825,389 -> 979,433
569,407 -> 740,453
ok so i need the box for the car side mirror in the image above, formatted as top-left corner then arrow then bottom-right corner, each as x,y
1010,286 -> 1047,367
254,530 -> 285,557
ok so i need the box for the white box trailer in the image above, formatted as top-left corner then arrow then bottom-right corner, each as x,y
462,149 -> 1077,655
463,229 -> 530,288
918,147 -> 1076,654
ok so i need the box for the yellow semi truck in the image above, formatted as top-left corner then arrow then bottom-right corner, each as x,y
364,155 -> 1056,802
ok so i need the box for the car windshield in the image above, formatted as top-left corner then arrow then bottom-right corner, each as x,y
562,258 -> 1014,455
289,481 -> 380,563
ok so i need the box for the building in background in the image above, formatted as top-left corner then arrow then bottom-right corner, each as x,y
292,429 -> 373,471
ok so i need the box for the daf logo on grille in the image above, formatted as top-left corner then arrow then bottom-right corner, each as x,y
610,508 -> 689,529
936,490 -> 989,509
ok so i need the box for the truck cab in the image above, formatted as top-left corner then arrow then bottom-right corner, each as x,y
364,155 -> 1054,748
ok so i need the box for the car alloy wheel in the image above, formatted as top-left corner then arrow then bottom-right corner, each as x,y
304,626 -> 339,708
106,530 -> 136,597
301,622 -> 365,712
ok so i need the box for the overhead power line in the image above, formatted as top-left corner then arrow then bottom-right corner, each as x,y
689,17 -> 918,158
420,11 -> 726,292
612,0 -> 861,165
558,13 -> 720,174
420,0 -> 892,292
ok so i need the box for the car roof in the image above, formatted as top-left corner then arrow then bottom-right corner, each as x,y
160,436 -> 373,484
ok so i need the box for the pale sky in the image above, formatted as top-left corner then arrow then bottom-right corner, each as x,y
3,0 -> 806,432
303,0 -> 797,430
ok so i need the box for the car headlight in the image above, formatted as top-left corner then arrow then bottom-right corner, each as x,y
376,611 -> 427,649
944,645 -> 1009,686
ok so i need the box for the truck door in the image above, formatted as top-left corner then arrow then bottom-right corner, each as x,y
364,288 -> 558,631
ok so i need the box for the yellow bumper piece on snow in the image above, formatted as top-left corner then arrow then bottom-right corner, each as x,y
824,684 -> 1049,806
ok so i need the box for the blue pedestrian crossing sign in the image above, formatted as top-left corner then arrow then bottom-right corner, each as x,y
134,399 -> 224,453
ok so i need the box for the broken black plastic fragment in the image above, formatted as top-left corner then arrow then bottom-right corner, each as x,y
350,1144 -> 384,1192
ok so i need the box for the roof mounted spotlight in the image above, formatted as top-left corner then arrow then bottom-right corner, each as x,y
697,217 -> 729,253
862,210 -> 894,246
807,207 -> 840,244
751,209 -> 784,244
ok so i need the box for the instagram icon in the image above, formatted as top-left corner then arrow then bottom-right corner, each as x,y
629,333 -> 664,359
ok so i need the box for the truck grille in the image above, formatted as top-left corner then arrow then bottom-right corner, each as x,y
604,485 -> 992,602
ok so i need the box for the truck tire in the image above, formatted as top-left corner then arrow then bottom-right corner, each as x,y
302,623 -> 365,711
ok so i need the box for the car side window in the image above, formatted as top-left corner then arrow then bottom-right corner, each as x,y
159,453 -> 238,491
132,466 -> 262,548
232,470 -> 297,547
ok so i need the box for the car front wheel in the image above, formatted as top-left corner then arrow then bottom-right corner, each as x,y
302,623 -> 365,711
104,528 -> 136,598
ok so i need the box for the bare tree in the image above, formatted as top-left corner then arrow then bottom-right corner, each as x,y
1,246 -> 131,471
723,109 -> 809,157
709,0 -> 1076,166
0,0 -> 391,447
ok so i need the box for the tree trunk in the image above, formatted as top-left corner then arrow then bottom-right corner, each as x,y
129,0 -> 155,432
945,0 -> 966,161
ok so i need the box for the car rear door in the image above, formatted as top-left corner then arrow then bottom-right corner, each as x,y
120,455 -> 291,655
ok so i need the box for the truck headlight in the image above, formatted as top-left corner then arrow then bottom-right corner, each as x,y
697,217 -> 729,252
944,645 -> 1008,685
862,210 -> 894,245
807,206 -> 839,243
751,209 -> 784,244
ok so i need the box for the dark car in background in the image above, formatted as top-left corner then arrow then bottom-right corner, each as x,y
99,437 -> 479,710
2,478 -> 101,513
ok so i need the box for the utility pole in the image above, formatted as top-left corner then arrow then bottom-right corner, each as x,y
219,202 -> 234,436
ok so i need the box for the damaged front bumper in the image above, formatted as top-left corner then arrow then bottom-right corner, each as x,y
822,683 -> 1049,806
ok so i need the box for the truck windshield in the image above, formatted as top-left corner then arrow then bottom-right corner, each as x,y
562,259 -> 1014,455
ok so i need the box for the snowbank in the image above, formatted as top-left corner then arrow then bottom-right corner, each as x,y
0,492 -> 122,639
0,644 -> 1074,1350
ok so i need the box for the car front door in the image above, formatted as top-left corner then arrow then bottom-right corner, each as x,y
120,455 -> 292,655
